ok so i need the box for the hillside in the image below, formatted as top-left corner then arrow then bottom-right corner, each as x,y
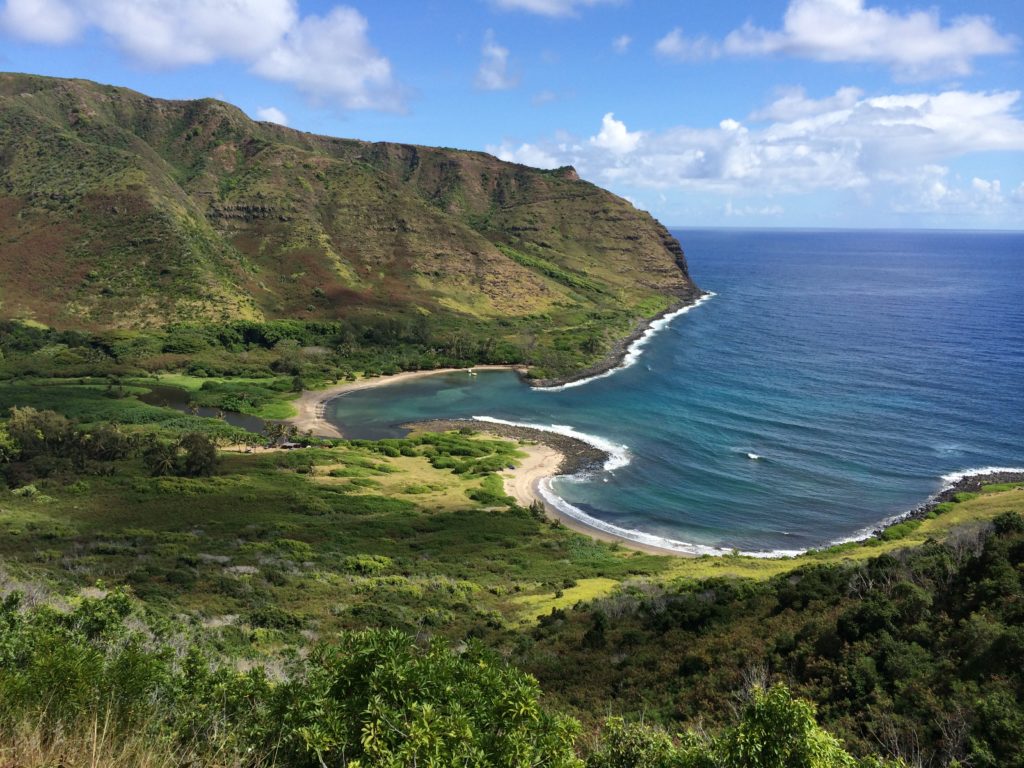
0,73 -> 698,353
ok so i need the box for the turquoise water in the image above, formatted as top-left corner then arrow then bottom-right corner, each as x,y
327,229 -> 1024,555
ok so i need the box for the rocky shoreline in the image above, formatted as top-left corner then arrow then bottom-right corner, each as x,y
873,470 -> 1024,536
526,289 -> 706,389
404,419 -> 607,476
405,420 -> 1024,556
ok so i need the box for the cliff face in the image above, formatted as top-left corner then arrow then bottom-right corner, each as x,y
0,73 -> 699,330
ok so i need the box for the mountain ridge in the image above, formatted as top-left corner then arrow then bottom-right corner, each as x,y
0,72 -> 698,372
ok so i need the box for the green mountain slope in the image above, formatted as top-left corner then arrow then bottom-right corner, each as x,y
0,73 -> 699,347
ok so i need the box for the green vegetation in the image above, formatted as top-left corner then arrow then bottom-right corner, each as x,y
522,510 -> 1024,768
2,72 -> 1018,768
0,73 -> 698,379
0,373 -> 1020,765
0,590 -> 903,767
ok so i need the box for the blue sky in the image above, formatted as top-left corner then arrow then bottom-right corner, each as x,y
2,0 -> 1023,229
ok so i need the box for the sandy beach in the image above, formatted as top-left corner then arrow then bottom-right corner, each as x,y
500,443 -> 565,507
286,365 -> 526,439
412,418 -> 697,557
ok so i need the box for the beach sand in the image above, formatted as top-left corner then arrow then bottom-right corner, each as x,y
287,366 -> 697,557
286,365 -> 525,439
500,443 -> 564,507
489,433 -> 697,557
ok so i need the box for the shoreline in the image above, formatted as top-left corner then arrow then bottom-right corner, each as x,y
405,418 -> 694,556
413,418 -> 1024,559
285,289 -> 710,439
281,300 -> 1021,560
286,365 -> 526,439
527,289 -> 709,390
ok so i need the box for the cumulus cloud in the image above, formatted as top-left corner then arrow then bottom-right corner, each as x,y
611,34 -> 631,53
87,0 -> 297,67
654,28 -> 720,61
882,165 -> 1013,215
255,106 -> 288,125
0,0 -> 80,43
723,0 -> 1017,78
490,0 -> 619,18
589,112 -> 641,154
0,0 -> 401,110
750,86 -> 863,122
486,141 -> 560,169
489,88 -> 1024,216
252,7 -> 398,109
475,29 -> 517,91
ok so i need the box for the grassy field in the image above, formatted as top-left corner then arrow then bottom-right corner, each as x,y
512,483 -> 1024,616
1,375 -> 1019,651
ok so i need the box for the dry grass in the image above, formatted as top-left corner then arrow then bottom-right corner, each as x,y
0,712 -> 274,768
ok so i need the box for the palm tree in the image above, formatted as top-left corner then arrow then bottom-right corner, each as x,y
142,440 -> 178,477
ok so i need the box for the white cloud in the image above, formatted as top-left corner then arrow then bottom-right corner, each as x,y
475,29 -> 517,91
252,7 -> 398,110
723,0 -> 1016,78
0,0 -> 80,43
725,201 -> 784,217
883,165 -> 1013,216
89,0 -> 297,67
255,106 -> 288,125
611,34 -> 631,54
486,141 -> 560,169
654,28 -> 720,61
0,0 -> 401,110
589,112 -> 641,154
532,90 -> 558,106
473,29 -> 516,91
490,0 -> 618,18
750,86 -> 863,122
490,88 -> 1024,215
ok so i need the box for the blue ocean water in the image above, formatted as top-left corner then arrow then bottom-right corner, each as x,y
327,229 -> 1024,554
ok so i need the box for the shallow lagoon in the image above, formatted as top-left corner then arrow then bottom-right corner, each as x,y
328,229 -> 1024,554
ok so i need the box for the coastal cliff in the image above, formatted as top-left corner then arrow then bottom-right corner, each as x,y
0,73 -> 699,363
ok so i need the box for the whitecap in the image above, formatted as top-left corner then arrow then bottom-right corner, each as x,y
472,416 -> 630,471
823,466 -> 1024,549
538,478 -> 804,558
939,466 -> 1024,489
535,292 -> 716,392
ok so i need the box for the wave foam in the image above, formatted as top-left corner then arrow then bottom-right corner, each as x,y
825,466 -> 1024,549
536,292 -> 716,391
939,466 -> 1024,488
539,460 -> 1024,559
472,416 -> 630,471
538,478 -> 804,558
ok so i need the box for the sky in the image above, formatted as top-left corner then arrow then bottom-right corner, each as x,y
1,0 -> 1023,229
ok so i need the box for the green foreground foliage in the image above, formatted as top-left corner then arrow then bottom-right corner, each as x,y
524,512 -> 1024,768
0,378 -> 1020,766
0,589 -> 898,767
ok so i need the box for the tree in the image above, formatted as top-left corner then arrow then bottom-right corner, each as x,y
720,683 -> 863,768
142,440 -> 178,477
178,432 -> 217,477
270,629 -> 583,768
80,424 -> 133,461
587,717 -> 692,768
264,422 -> 288,446
0,424 -> 16,464
6,407 -> 75,458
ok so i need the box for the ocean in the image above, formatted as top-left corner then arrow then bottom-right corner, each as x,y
326,229 -> 1024,555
